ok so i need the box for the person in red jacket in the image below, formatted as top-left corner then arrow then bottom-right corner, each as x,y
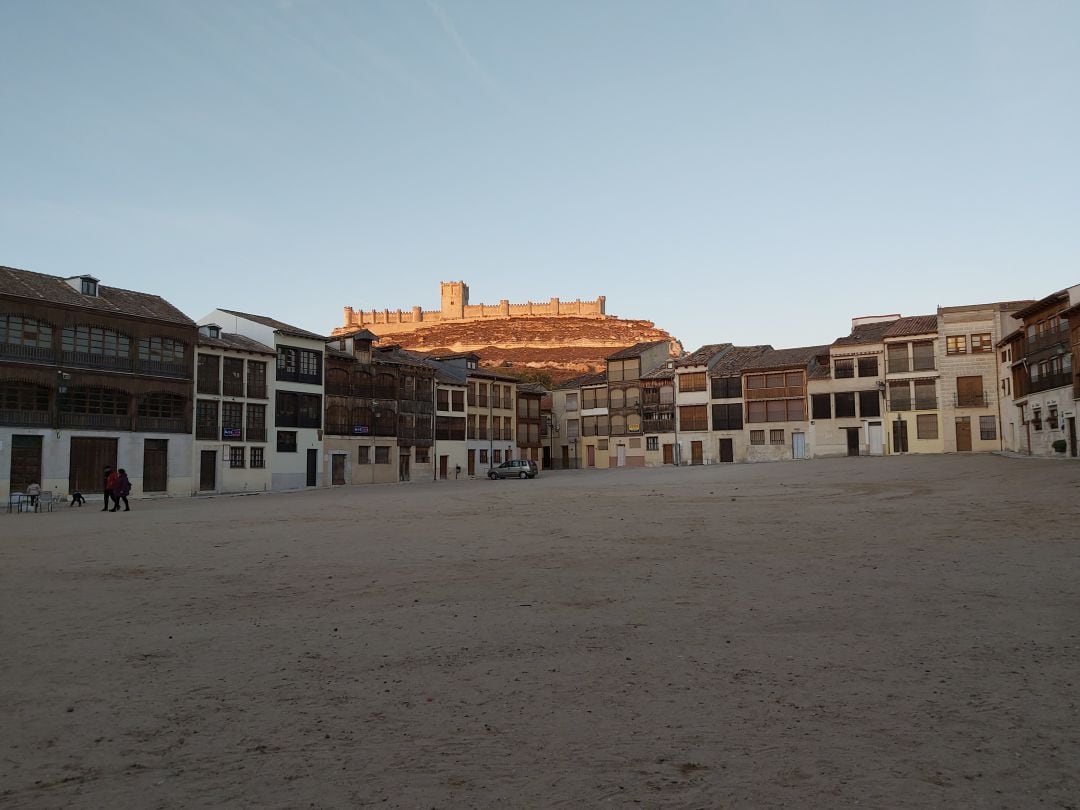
104,467 -> 118,511
111,469 -> 132,512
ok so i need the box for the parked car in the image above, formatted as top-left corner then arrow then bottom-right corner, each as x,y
488,459 -> 539,479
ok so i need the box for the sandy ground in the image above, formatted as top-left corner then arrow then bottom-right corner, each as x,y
1,455 -> 1078,809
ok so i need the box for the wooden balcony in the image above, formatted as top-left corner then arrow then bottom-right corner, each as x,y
60,412 -> 130,430
134,416 -> 189,433
0,343 -> 55,364
0,408 -> 51,427
643,418 -> 674,433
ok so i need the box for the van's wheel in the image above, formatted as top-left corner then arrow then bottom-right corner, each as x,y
488,471 -> 498,480
520,471 -> 528,479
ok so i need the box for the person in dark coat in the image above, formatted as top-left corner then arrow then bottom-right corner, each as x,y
111,469 -> 131,512
102,466 -> 115,511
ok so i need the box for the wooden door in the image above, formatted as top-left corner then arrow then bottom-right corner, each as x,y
9,435 -> 43,493
893,419 -> 908,453
70,437 -> 117,496
662,443 -> 674,465
439,455 -> 449,479
560,446 -> 569,469
332,453 -> 346,485
1068,417 -> 1077,457
846,428 -> 860,457
586,445 -> 596,467
143,439 -> 168,492
690,441 -> 703,465
199,450 -> 216,491
468,449 -> 476,476
306,449 -> 318,486
718,438 -> 733,463
955,417 -> 972,451
399,452 -> 410,482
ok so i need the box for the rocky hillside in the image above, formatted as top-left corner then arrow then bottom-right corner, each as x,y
362,316 -> 682,383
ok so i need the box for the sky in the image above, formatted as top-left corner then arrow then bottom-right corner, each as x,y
2,0 -> 1078,352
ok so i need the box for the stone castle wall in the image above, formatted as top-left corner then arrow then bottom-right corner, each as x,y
339,283 -> 608,336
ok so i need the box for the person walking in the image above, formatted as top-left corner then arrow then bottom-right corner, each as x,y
111,469 -> 131,512
102,466 -> 116,511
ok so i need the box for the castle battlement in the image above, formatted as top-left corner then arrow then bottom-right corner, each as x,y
337,281 -> 608,336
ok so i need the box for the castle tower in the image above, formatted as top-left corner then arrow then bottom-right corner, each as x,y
440,280 -> 468,320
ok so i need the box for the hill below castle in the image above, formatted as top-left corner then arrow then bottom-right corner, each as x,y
369,316 -> 681,383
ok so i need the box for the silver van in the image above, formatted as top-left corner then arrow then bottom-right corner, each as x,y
488,459 -> 539,479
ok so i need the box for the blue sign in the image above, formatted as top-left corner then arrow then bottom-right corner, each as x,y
353,425 -> 370,435
222,427 -> 242,439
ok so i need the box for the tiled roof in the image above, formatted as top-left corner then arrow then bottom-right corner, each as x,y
882,315 -> 937,338
674,343 -> 733,368
217,309 -> 326,341
708,345 -> 773,377
373,345 -> 435,371
832,320 -> 897,347
325,345 -> 354,360
334,327 -> 379,342
1012,290 -> 1069,320
197,332 -> 276,355
0,264 -> 194,325
641,363 -> 675,380
742,345 -> 829,373
516,382 -> 547,395
557,371 -> 607,390
995,328 -> 1024,347
605,340 -> 668,361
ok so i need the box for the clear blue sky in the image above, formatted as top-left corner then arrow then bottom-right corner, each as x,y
2,1 -> 1078,351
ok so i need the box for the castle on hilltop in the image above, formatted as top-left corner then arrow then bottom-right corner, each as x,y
337,281 -> 609,336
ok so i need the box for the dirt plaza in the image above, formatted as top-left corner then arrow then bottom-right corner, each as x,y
1,455 -> 1078,809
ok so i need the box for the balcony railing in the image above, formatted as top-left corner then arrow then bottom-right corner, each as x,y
0,343 -> 55,363
61,351 -> 132,373
247,385 -> 268,399
1026,371 -> 1072,395
914,397 -> 938,410
222,380 -> 245,397
135,416 -> 188,433
1026,324 -> 1070,354
373,386 -> 397,400
0,408 -> 51,427
889,399 -> 912,412
137,359 -> 189,379
953,392 -> 988,408
679,419 -> 709,432
745,386 -> 805,400
59,412 -> 131,430
247,427 -> 267,443
643,418 -> 674,433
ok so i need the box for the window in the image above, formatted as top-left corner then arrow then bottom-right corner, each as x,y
1,380 -> 49,411
451,390 -> 464,412
711,403 -> 742,430
276,392 -> 322,428
749,430 -> 765,445
858,390 -> 880,418
971,334 -> 993,353
711,376 -> 741,399
913,379 -> 937,410
0,315 -> 52,349
834,392 -> 856,418
1032,409 -> 1042,431
625,386 -> 641,408
626,413 -> 641,433
747,399 -> 804,423
415,447 -> 429,464
609,389 -> 624,409
583,387 -> 608,409
250,447 -> 265,469
138,392 -> 184,421
887,344 -> 909,373
358,446 -> 371,465
375,446 -> 390,464
889,381 -> 911,411
197,354 -> 220,394
467,414 -> 476,438
912,341 -> 935,371
437,388 -> 450,411
80,278 -> 98,296
1048,406 -> 1058,430
979,416 -> 997,440
678,372 -> 707,392
222,357 -> 244,396
566,418 -> 579,438
276,346 -> 322,383
1001,349 -> 1010,363
916,414 -> 938,439
811,394 -> 831,420
247,361 -> 267,398
478,414 -> 488,439
493,449 -> 502,464
610,414 -> 626,434
479,449 -> 488,464
646,436 -> 659,451
946,335 -> 967,355
246,404 -> 266,442
834,358 -> 854,379
62,325 -> 130,358
679,405 -> 708,431
277,431 -> 297,452
221,402 -> 243,440
857,356 -> 879,377
598,439 -> 609,450
138,337 -> 186,366
467,382 -> 476,406
196,400 -> 218,440
564,392 -> 578,411
770,429 -> 785,445
229,446 -> 245,468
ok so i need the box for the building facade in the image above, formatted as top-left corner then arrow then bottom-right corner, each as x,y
2,265 -> 196,503
741,346 -> 828,462
606,341 -> 672,468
